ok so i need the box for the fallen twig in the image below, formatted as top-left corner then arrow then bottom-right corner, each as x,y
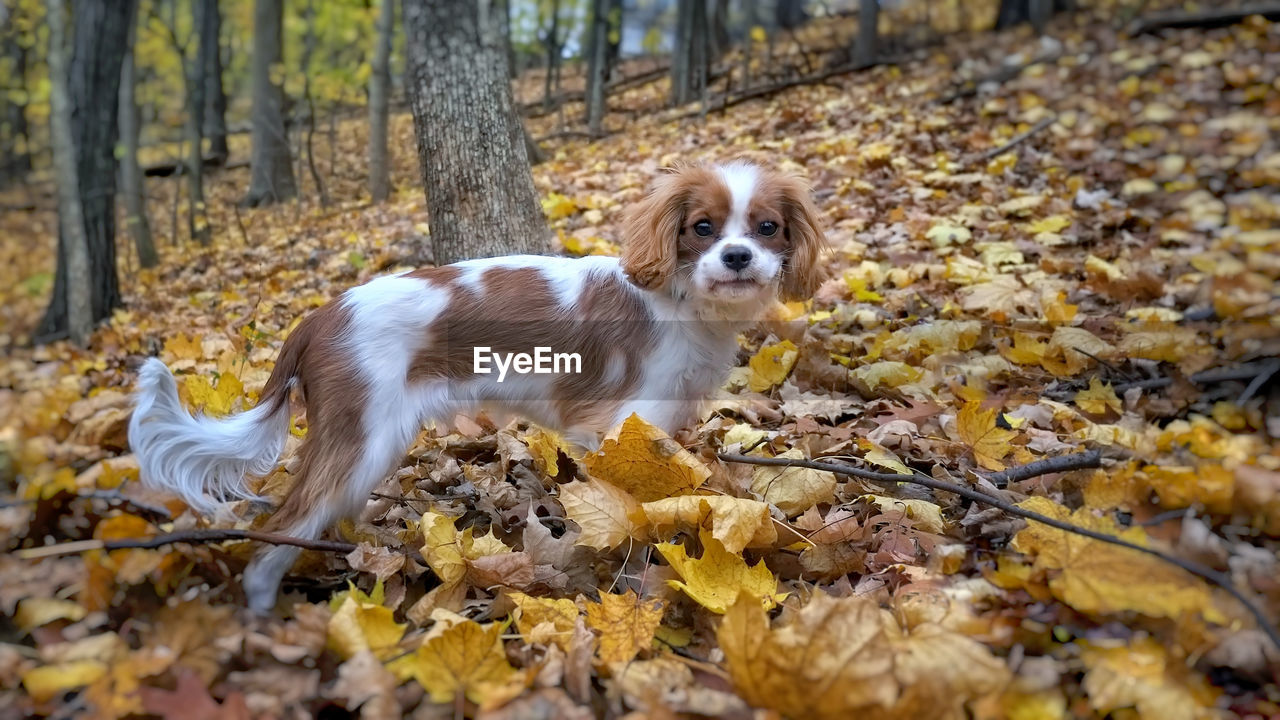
936,51 -> 1062,105
718,452 -> 1280,650
967,115 -> 1056,166
1128,3 -> 1280,35
1113,360 -> 1280,394
984,449 -> 1101,487
17,528 -> 424,566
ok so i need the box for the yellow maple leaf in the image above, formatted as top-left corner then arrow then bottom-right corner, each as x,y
1080,638 -> 1218,720
1118,324 -> 1210,367
390,620 -> 521,707
999,332 -> 1049,366
182,372 -> 243,417
420,512 -> 467,586
1142,464 -> 1233,514
15,598 -> 87,631
521,426 -> 571,477
559,477 -> 642,550
925,222 -> 972,247
656,533 -> 783,614
718,592 -> 1008,720
1041,326 -> 1115,377
327,596 -> 406,661
540,192 -> 578,220
1075,377 -> 1122,415
642,494 -> 777,552
23,660 -> 108,703
508,592 -> 579,652
583,414 -> 710,502
583,590 -> 665,667
163,333 -> 202,362
749,25 -> 766,43
863,495 -> 946,534
954,402 -> 1018,471
851,361 -> 922,390
1041,290 -> 1078,325
1012,497 -> 1223,623
747,339 -> 799,391
858,439 -> 912,475
1028,214 -> 1072,234
748,448 -> 836,518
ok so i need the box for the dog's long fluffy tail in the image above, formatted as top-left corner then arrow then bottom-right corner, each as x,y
128,347 -> 300,514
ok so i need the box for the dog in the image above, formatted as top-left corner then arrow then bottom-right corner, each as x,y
128,160 -> 828,611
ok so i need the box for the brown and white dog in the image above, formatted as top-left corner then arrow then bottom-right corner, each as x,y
128,160 -> 827,611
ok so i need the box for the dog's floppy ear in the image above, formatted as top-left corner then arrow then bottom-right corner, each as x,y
621,168 -> 689,290
776,174 -> 828,301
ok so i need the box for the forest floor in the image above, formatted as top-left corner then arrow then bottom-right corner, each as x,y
2,6 -> 1280,720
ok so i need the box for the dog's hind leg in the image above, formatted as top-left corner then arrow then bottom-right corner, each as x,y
242,388 -> 422,613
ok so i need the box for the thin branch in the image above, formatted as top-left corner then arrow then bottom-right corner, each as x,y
18,528 -> 425,566
718,452 -> 1280,650
967,115 -> 1056,167
983,449 -> 1102,487
1113,360 -> 1280,393
1129,3 -> 1280,34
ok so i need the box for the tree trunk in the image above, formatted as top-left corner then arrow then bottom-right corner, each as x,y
711,0 -> 730,58
244,0 -> 296,206
300,0 -> 327,206
202,0 -> 228,164
187,0 -> 211,245
670,0 -> 708,106
996,0 -> 1070,30
38,0 -> 135,341
1,33 -> 32,188
605,0 -> 622,80
854,0 -> 879,68
368,0 -> 395,203
541,0 -> 560,114
119,5 -> 156,267
585,0 -> 609,135
402,0 -> 551,265
44,0 -> 91,344
775,0 -> 808,29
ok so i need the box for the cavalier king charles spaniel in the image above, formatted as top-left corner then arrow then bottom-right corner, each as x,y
129,160 -> 827,611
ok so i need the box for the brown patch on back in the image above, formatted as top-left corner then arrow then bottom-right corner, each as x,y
408,266 -> 562,381
407,265 -> 655,430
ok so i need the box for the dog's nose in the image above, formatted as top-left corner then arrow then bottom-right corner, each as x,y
721,247 -> 753,272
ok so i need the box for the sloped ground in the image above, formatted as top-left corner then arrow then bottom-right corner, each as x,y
2,8 -> 1279,719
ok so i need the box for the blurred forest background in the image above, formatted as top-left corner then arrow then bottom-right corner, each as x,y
0,0 -> 1087,346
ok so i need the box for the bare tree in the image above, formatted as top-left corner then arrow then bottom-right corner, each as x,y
186,0 -> 212,245
0,27 -> 32,188
584,0 -> 610,135
119,4 -> 157,267
369,0 -> 396,203
540,0 -> 562,113
854,0 -> 879,68
244,0 -> 296,206
670,0 -> 709,106
38,0 -> 136,341
402,0 -> 551,264
299,0 -> 328,207
202,0 -> 228,165
44,0 -> 91,344
997,0 -> 1068,32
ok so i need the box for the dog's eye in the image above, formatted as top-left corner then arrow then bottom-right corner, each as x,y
693,220 -> 714,237
758,221 -> 779,236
